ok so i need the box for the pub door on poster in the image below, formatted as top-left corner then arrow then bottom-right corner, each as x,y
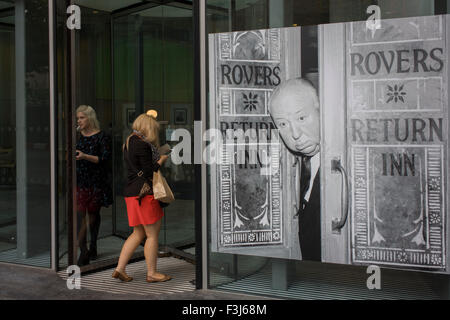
320,14 -> 450,274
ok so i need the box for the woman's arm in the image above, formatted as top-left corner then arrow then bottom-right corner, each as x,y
76,150 -> 99,163
76,132 -> 111,164
157,155 -> 168,166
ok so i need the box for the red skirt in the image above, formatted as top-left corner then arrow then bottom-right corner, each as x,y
125,195 -> 164,227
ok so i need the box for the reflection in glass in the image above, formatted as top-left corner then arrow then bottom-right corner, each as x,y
75,106 -> 113,266
0,0 -> 51,268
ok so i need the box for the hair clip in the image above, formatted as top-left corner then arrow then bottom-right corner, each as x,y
146,110 -> 158,119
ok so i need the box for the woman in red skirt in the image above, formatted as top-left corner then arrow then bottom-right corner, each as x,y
112,111 -> 171,283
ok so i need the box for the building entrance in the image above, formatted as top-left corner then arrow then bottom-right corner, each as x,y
60,0 -> 195,272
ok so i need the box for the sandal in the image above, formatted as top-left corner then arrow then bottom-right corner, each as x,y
146,274 -> 172,283
112,270 -> 133,282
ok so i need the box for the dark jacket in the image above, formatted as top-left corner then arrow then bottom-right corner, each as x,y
298,170 -> 321,262
123,135 -> 160,197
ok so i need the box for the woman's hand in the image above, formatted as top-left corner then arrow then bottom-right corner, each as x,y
157,154 -> 169,166
76,150 -> 99,163
75,150 -> 86,160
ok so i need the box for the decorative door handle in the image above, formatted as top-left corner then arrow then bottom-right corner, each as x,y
331,158 -> 350,234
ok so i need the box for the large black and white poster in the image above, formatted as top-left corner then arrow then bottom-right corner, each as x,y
209,14 -> 450,272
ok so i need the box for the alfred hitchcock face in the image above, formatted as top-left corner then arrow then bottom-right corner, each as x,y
269,80 -> 320,157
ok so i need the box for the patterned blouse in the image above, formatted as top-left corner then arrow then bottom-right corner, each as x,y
76,131 -> 113,208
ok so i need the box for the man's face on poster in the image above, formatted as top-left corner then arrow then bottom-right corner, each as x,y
269,81 -> 320,157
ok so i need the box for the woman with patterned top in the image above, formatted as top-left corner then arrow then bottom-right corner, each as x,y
76,105 -> 113,266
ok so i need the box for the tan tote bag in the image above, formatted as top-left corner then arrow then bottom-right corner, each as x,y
153,170 -> 175,204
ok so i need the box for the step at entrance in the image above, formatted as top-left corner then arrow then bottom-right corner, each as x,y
59,257 -> 196,296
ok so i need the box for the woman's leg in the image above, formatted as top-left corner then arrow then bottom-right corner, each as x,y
116,225 -> 146,273
142,219 -> 164,278
87,208 -> 101,259
76,209 -> 89,266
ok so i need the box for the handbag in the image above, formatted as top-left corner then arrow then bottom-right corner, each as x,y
152,170 -> 175,204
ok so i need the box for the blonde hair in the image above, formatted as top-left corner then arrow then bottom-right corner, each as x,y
76,105 -> 100,131
125,113 -> 160,150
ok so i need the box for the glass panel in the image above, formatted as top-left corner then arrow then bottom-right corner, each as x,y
205,0 -> 447,299
0,3 -> 15,260
69,3 -> 124,267
152,5 -> 195,250
330,0 -> 435,22
206,0 -> 439,33
113,11 -> 141,244
0,0 -> 51,268
56,0 -> 68,269
141,6 -> 164,117
57,0 -> 160,269
75,0 -> 143,12
0,1 -> 13,10
79,5 -> 114,264
113,4 -> 195,253
139,5 -> 166,246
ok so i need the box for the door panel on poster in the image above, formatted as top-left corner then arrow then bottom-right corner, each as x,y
209,28 -> 303,260
346,15 -> 448,271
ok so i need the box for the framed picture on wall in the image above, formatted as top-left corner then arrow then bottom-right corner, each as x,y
174,108 -> 187,125
127,108 -> 136,127
170,104 -> 191,125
